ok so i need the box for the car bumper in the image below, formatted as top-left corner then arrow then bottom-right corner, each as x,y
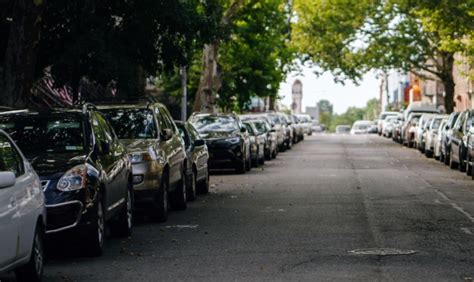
208,145 -> 243,169
130,161 -> 161,192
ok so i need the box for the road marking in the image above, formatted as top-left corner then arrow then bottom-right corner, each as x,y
349,248 -> 417,256
460,227 -> 473,235
435,190 -> 474,223
165,225 -> 199,229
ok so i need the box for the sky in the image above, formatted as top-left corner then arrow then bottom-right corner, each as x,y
278,66 -> 380,114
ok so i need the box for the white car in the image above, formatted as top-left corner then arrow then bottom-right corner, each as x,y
424,115 -> 449,158
377,111 -> 398,135
351,120 -> 372,135
0,130 -> 45,282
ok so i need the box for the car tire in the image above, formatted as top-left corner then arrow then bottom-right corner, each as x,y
459,148 -> 467,173
467,156 -> 472,176
111,185 -> 133,237
170,169 -> 187,211
187,169 -> 197,201
15,224 -> 44,282
198,168 -> 210,194
86,199 -> 105,257
152,172 -> 169,222
449,147 -> 458,169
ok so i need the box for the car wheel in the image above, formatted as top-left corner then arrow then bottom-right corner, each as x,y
236,155 -> 246,174
286,139 -> 292,150
86,199 -> 105,257
15,224 -> 44,282
467,156 -> 472,176
152,172 -> 168,222
111,185 -> 133,237
171,169 -> 187,211
198,168 -> 210,194
459,148 -> 467,172
449,147 -> 458,169
187,169 -> 197,201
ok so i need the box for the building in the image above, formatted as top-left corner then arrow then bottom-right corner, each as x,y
291,80 -> 303,114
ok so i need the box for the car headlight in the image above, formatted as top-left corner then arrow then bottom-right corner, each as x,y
129,152 -> 153,164
57,165 -> 87,192
225,137 -> 241,144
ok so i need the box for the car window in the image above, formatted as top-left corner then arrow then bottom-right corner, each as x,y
186,124 -> 201,141
177,124 -> 191,148
0,135 -> 24,177
102,108 -> 158,139
244,123 -> 254,135
156,106 -> 176,133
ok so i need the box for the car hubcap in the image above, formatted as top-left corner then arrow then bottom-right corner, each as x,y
34,233 -> 43,275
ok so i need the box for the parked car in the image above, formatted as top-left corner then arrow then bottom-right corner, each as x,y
0,130 -> 45,282
0,106 -> 133,256
189,113 -> 251,174
434,119 -> 448,160
243,121 -> 266,167
391,114 -> 404,143
441,112 -> 461,165
252,119 -> 278,160
382,116 -> 398,137
175,121 -> 210,198
415,114 -> 435,152
264,112 -> 285,151
368,121 -> 378,134
312,119 -> 323,133
377,111 -> 399,135
465,112 -> 474,178
335,125 -> 351,134
402,113 -> 422,147
240,115 -> 278,159
350,120 -> 372,135
100,102 -> 188,222
297,114 -> 313,135
291,114 -> 304,142
449,110 -> 472,172
423,115 -> 448,158
277,113 -> 293,150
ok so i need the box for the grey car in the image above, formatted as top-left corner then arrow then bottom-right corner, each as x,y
175,121 -> 210,198
100,102 -> 187,222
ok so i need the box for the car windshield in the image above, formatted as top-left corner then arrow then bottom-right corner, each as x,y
102,108 -> 157,139
253,121 -> 267,134
192,116 -> 239,134
0,114 -> 86,157
354,124 -> 369,130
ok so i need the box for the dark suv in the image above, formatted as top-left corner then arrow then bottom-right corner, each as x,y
99,102 -> 187,222
0,105 -> 133,256
189,113 -> 250,173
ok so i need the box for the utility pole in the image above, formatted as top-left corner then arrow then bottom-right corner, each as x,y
181,65 -> 187,121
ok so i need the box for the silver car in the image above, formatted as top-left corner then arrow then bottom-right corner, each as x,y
424,115 -> 449,158
0,130 -> 46,282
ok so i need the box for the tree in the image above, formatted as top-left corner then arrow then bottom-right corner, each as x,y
293,0 -> 474,113
0,0 -> 45,108
317,99 -> 333,115
218,0 -> 295,112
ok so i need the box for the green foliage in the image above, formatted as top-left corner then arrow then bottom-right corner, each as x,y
36,0 -> 223,99
218,0 -> 295,111
317,99 -> 333,115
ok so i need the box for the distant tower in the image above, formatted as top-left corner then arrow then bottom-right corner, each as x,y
292,80 -> 303,114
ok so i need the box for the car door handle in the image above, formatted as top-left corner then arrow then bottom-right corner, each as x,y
9,198 -> 16,208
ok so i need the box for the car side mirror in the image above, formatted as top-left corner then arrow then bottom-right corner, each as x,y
100,141 -> 111,155
0,171 -> 16,189
194,139 -> 205,147
241,127 -> 247,133
161,129 -> 174,141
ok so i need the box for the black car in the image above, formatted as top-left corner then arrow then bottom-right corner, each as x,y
189,113 -> 251,174
175,121 -> 210,198
441,112 -> 460,165
450,110 -> 472,172
0,105 -> 133,256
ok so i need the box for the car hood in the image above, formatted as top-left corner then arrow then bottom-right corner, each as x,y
28,152 -> 87,176
120,139 -> 155,153
199,131 -> 237,140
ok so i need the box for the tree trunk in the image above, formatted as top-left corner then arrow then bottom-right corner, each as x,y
0,0 -> 44,108
193,42 -> 221,113
193,0 -> 245,113
442,53 -> 455,114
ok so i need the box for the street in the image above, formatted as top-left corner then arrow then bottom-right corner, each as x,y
37,134 -> 474,281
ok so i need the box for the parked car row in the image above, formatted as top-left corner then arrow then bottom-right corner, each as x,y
379,102 -> 474,179
0,102 -> 313,281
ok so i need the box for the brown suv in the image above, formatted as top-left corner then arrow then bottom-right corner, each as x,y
99,102 -> 187,222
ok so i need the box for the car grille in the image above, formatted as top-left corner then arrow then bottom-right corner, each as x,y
41,180 -> 50,191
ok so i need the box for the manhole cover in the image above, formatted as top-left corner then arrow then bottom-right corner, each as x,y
349,248 -> 417,256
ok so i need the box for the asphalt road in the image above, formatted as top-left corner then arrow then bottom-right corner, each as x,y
6,134 -> 474,281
